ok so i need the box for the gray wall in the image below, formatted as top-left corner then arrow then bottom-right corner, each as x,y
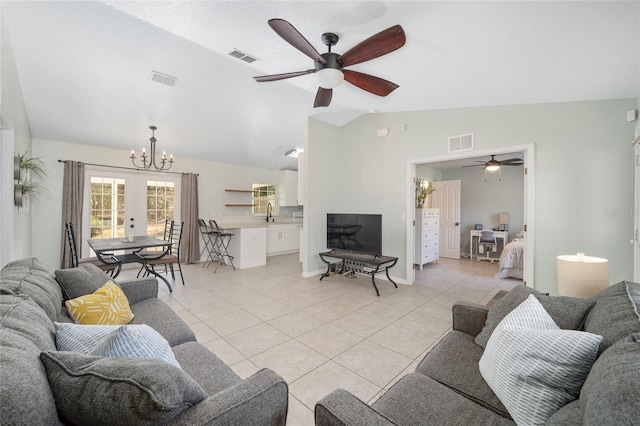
304,99 -> 637,295
441,165 -> 524,256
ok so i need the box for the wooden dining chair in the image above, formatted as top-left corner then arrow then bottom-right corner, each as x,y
64,222 -> 122,277
137,220 -> 185,285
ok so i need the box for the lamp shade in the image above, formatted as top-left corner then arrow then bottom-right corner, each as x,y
557,254 -> 609,297
499,213 -> 509,225
317,68 -> 344,89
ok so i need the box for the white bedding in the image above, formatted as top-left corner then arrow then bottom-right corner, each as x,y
496,238 -> 524,279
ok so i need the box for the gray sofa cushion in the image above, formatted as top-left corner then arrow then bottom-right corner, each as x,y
417,330 -> 510,419
173,341 -> 242,395
475,285 -> 595,348
583,281 -> 640,353
40,350 -> 207,425
129,298 -> 196,346
577,333 -> 640,424
0,258 -> 63,321
0,294 -> 61,425
54,263 -> 110,300
372,373 -> 514,426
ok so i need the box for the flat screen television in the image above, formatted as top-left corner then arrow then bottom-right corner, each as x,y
326,213 -> 382,255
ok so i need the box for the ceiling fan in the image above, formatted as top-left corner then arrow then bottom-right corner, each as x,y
462,155 -> 523,170
253,19 -> 406,108
462,155 -> 523,181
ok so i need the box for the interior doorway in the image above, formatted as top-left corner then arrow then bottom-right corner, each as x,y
407,144 -> 535,288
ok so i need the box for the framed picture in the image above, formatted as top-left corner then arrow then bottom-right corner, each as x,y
474,224 -> 483,230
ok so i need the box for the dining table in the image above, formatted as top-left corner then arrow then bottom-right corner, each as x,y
87,235 -> 173,292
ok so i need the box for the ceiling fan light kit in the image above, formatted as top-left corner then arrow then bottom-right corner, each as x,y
460,155 -> 524,181
254,19 -> 406,107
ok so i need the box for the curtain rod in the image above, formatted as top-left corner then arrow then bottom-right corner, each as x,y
57,160 -> 197,176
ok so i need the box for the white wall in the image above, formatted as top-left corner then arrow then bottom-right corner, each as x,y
1,10 -> 32,262
31,138 -> 282,268
305,99 -> 637,295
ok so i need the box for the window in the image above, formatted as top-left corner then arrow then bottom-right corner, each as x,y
252,183 -> 277,215
90,177 -> 125,238
146,180 -> 175,237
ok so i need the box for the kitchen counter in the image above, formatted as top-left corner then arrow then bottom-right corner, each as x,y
209,220 -> 302,269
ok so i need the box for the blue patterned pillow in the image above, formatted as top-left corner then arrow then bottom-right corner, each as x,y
55,322 -> 120,353
479,294 -> 602,426
90,324 -> 181,368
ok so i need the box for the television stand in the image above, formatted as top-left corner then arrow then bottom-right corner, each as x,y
318,249 -> 398,296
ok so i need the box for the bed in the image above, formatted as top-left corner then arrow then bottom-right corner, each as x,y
496,238 -> 524,279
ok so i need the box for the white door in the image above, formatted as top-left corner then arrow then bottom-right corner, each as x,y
82,169 -> 180,255
431,180 -> 461,259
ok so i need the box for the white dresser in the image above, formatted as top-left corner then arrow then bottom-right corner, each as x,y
415,208 -> 440,269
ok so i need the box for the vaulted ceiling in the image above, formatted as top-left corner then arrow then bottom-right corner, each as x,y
2,1 -> 638,171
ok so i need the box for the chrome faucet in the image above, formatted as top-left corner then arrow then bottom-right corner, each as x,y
266,203 -> 272,222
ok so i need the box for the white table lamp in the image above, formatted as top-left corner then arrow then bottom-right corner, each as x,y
499,213 -> 509,231
557,253 -> 609,297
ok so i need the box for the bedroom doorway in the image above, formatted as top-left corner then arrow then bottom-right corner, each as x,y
406,144 -> 535,288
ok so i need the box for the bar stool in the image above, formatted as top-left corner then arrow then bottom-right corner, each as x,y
209,220 -> 235,272
197,219 -> 216,268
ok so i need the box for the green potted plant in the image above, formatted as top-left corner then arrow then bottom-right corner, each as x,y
416,178 -> 435,208
14,153 -> 47,207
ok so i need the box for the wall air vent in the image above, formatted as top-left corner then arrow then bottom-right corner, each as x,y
448,133 -> 474,153
150,71 -> 178,87
229,49 -> 259,64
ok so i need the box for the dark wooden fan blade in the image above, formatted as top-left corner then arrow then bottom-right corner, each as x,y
502,163 -> 524,166
343,69 -> 398,96
500,158 -> 523,164
339,25 -> 406,67
268,19 -> 326,64
461,164 -> 485,168
254,69 -> 315,82
314,87 -> 332,108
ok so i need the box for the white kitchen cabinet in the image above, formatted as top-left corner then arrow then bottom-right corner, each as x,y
267,223 -> 298,256
292,223 -> 302,251
414,208 -> 440,269
279,170 -> 298,206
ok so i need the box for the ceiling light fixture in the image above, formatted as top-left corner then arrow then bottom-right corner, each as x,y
130,126 -> 174,171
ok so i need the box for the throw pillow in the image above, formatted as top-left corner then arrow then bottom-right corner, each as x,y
55,322 -> 120,353
55,263 -> 110,300
90,324 -> 181,368
40,350 -> 206,425
65,281 -> 134,325
475,285 -> 595,348
479,295 -> 602,426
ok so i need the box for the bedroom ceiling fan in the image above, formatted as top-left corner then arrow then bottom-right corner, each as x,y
253,19 -> 406,108
462,155 -> 523,181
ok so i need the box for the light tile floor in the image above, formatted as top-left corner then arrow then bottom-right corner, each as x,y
121,255 -> 521,425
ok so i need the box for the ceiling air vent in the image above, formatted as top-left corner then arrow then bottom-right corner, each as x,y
448,133 -> 474,153
150,71 -> 178,87
229,49 -> 259,64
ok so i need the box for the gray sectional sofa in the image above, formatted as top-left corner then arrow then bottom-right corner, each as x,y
316,282 -> 640,425
0,258 -> 288,425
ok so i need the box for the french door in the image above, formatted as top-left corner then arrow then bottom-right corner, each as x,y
82,169 -> 180,256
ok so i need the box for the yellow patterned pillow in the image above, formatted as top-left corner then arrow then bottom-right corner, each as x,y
65,281 -> 134,325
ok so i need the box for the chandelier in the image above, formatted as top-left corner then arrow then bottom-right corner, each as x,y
130,126 -> 174,171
